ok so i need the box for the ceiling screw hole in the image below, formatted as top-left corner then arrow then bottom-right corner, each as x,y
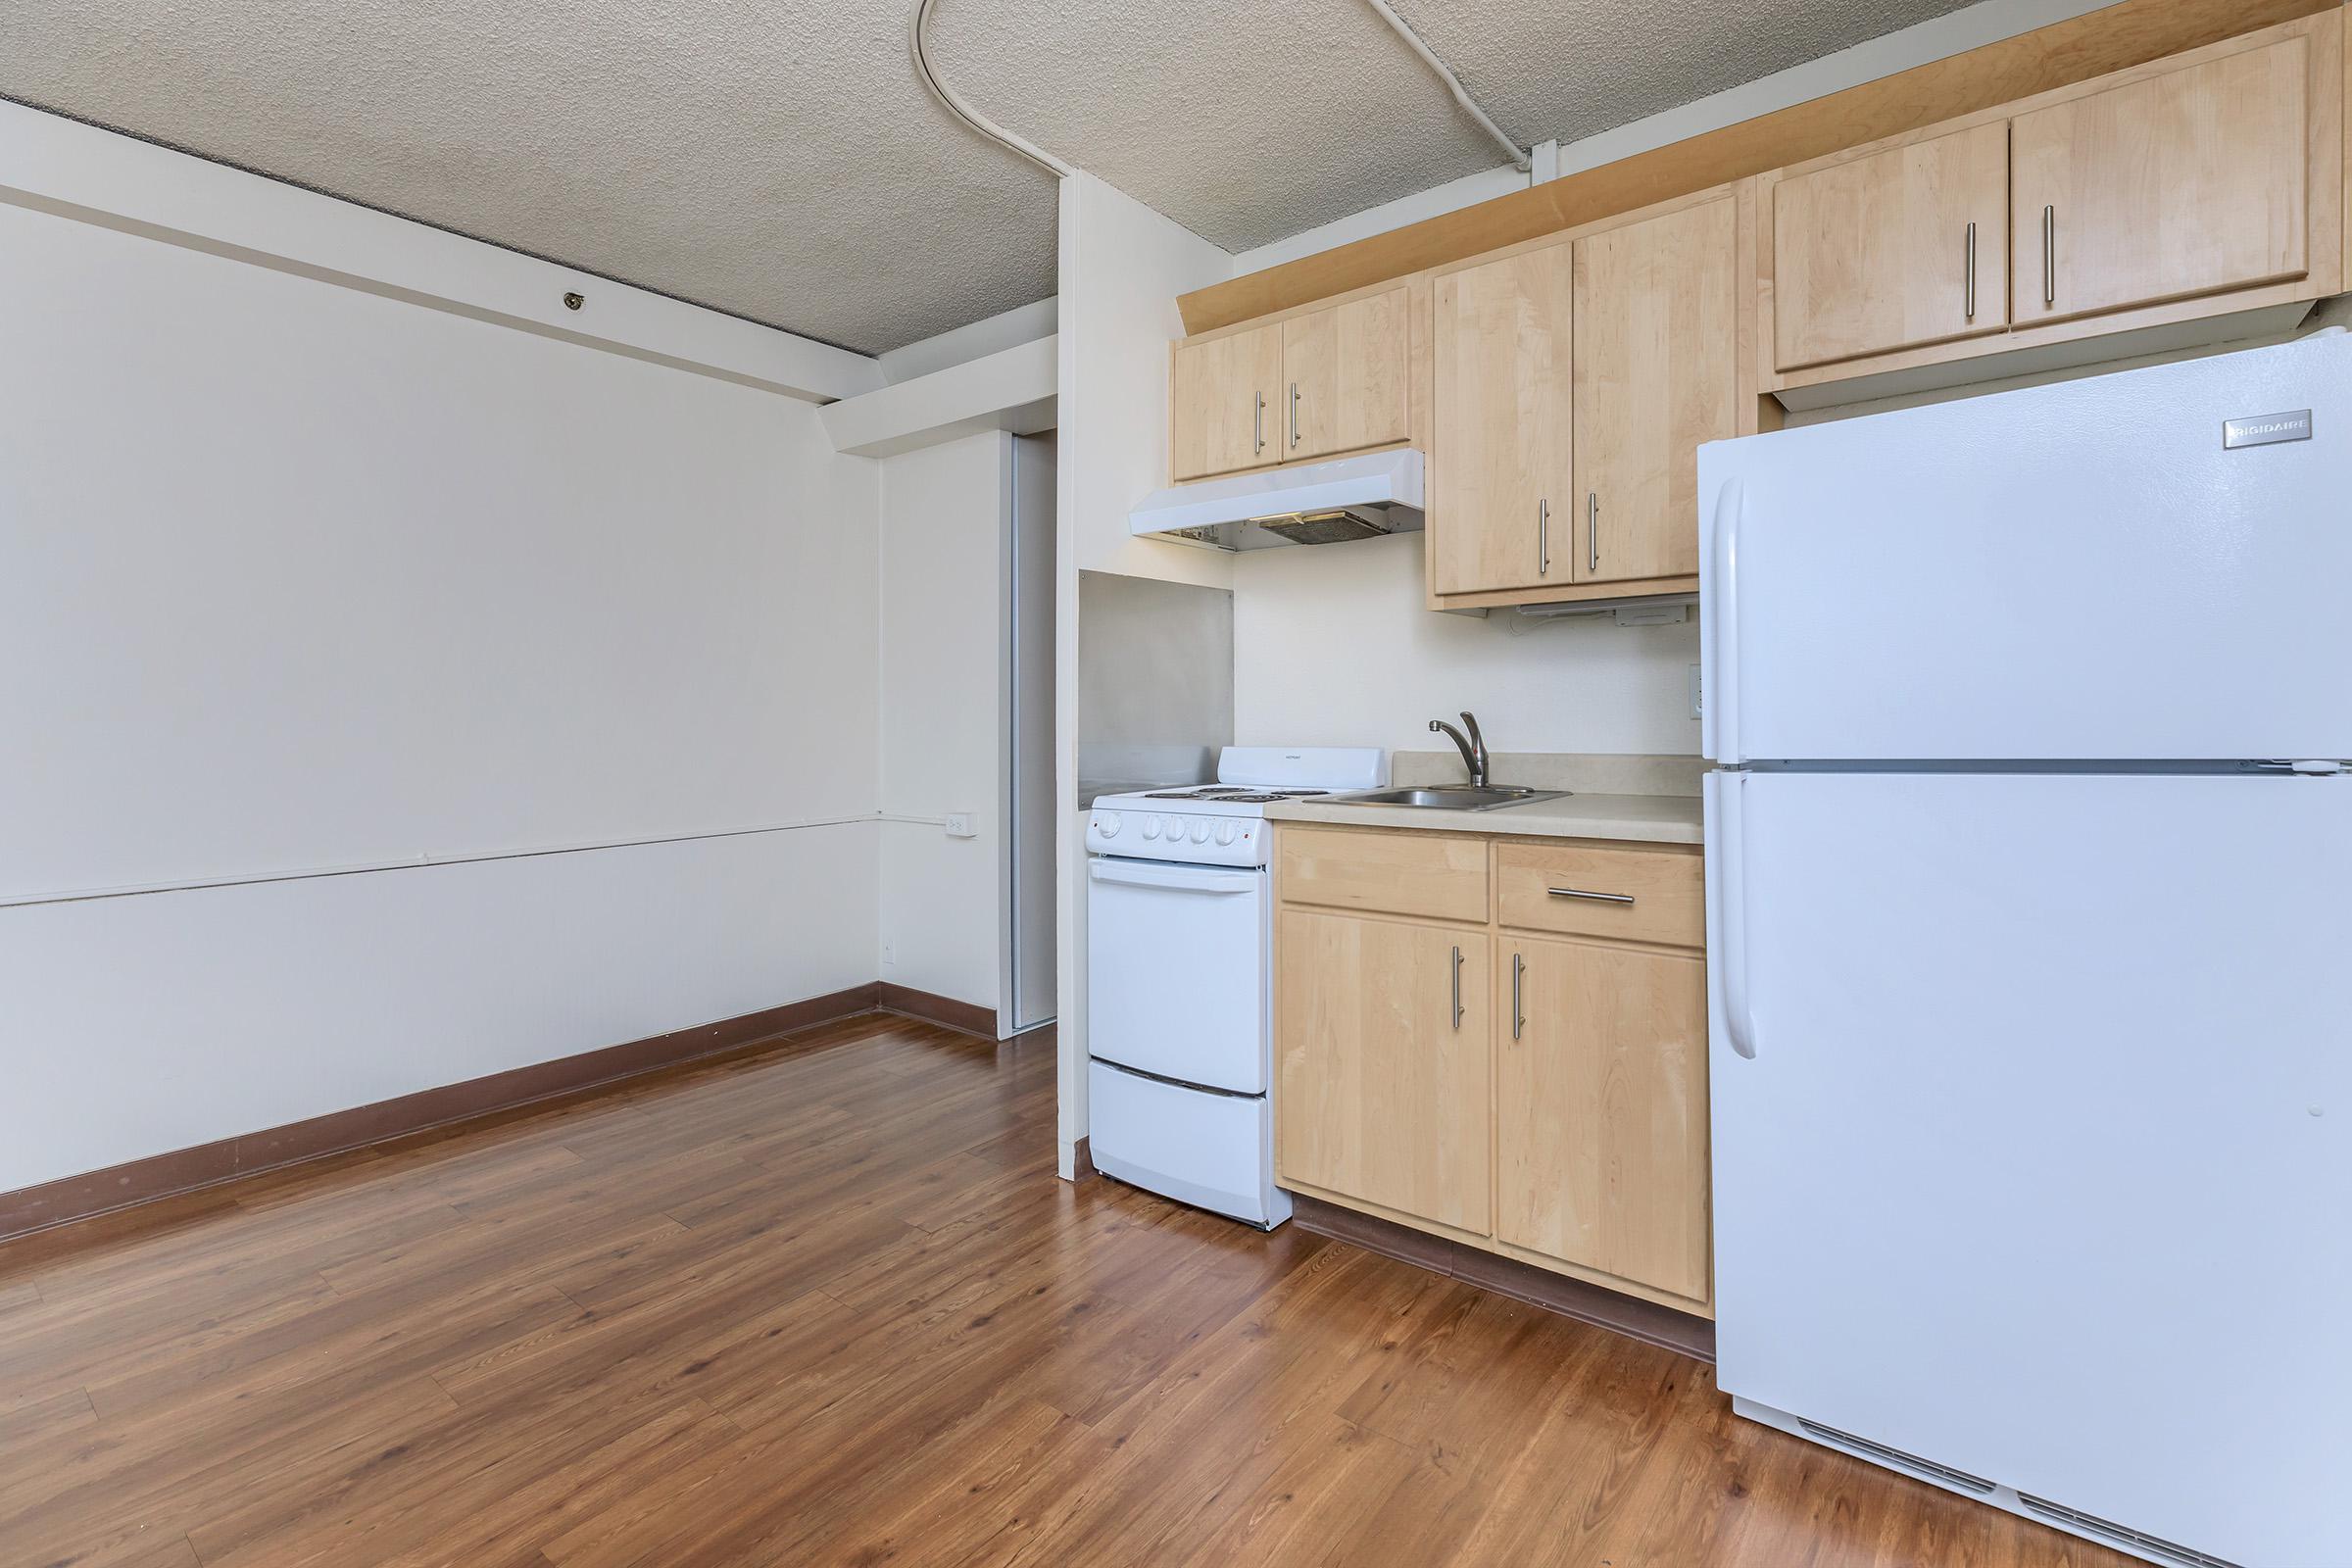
563,291 -> 584,311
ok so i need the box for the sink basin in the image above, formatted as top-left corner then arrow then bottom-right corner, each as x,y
1333,785 -> 1567,812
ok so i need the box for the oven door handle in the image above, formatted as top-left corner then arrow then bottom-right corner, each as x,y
1088,859 -> 1260,895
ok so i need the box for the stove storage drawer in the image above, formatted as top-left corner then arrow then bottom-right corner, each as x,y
1274,823 -> 1487,923
1494,840 -> 1705,950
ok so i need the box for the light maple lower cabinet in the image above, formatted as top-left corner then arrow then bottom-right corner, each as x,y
1274,908 -> 1491,1235
1273,822 -> 1711,1316
1495,937 -> 1709,1304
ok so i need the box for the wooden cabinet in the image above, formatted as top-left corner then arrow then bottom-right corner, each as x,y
1273,823 -> 1711,1314
1573,195 -> 1740,584
1495,937 -> 1709,1303
1758,12 -> 2341,400
1768,122 -> 2010,371
1276,822 -> 1488,923
1275,909 -> 1491,1234
1430,243 -> 1575,596
1170,290 -> 1408,481
2012,31 -> 2312,325
1169,322 -> 1281,480
1280,287 -> 1411,462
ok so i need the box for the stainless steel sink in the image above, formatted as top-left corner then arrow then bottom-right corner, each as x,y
1334,785 -> 1566,811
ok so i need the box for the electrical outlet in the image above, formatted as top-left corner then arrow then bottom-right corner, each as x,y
943,812 -> 977,838
1688,663 -> 1704,720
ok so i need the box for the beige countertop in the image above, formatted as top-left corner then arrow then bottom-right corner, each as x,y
1262,789 -> 1702,846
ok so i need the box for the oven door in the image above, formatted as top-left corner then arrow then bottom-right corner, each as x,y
1086,855 -> 1268,1095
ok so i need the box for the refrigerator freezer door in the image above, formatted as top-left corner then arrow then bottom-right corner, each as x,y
1705,769 -> 2352,1567
1700,332 -> 2352,763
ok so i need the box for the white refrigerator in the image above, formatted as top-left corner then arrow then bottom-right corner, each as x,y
1698,332 -> 2352,1568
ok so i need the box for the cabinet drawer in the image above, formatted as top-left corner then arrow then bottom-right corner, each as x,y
1494,840 -> 1703,948
1275,824 -> 1487,922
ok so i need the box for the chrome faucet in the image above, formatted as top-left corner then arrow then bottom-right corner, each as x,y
1429,711 -> 1489,789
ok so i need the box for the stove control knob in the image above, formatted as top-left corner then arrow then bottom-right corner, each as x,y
1141,816 -> 1161,840
1215,821 -> 1238,846
1095,813 -> 1120,838
1188,819 -> 1211,844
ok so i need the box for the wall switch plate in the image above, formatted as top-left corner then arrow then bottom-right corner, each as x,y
1689,663 -> 1703,719
943,812 -> 977,838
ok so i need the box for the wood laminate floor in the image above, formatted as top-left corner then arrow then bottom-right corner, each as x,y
0,1013 -> 2132,1567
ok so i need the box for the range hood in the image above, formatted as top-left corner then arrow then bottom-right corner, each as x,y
1129,449 -> 1424,551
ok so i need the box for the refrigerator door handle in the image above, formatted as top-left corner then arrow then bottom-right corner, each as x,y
1706,479 -> 1744,764
1712,770 -> 1758,1059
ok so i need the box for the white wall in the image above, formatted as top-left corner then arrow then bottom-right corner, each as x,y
1054,172 -> 1241,1173
0,122 -> 885,1194
1232,535 -> 1700,758
1056,172 -> 1235,591
877,432 -> 1010,1016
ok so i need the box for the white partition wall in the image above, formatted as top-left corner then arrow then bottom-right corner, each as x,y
0,124 -> 884,1194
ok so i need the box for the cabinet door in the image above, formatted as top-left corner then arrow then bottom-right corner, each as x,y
1276,910 -> 1491,1234
1495,936 -> 1708,1302
1771,122 -> 2010,370
2012,33 -> 2309,325
1280,286 -> 1411,462
1573,197 -> 1738,584
1431,245 -> 1573,596
1170,322 -> 1283,480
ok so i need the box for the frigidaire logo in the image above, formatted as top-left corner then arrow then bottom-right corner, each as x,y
2223,410 -> 2314,449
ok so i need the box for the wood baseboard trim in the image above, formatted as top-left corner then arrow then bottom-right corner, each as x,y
874,981 -> 999,1040
0,982 -> 909,1244
1290,1193 -> 1716,1364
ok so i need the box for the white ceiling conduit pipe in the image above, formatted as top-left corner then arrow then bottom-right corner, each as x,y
1361,0 -> 1532,172
910,0 -> 1075,179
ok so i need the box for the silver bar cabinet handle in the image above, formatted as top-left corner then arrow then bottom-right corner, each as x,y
1548,886 -> 1635,905
1290,382 -> 1300,449
2041,205 -> 2055,307
1511,953 -> 1526,1041
1253,391 -> 1265,454
1964,220 -> 1977,320
1588,492 -> 1599,573
1450,945 -> 1464,1029
1538,498 -> 1549,575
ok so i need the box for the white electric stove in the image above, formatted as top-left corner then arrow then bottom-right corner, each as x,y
1084,746 -> 1386,1228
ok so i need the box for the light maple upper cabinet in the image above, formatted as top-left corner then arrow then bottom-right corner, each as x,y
1274,908 -> 1492,1235
2012,31 -> 2311,326
1759,12 -> 2341,399
1430,243 -> 1574,596
1768,122 -> 2011,371
1495,937 -> 1709,1304
1169,321 -> 1283,481
1170,289 -> 1409,481
1573,196 -> 1739,584
1279,287 -> 1411,462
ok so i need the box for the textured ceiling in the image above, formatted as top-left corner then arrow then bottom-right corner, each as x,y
1,0 -> 1979,355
